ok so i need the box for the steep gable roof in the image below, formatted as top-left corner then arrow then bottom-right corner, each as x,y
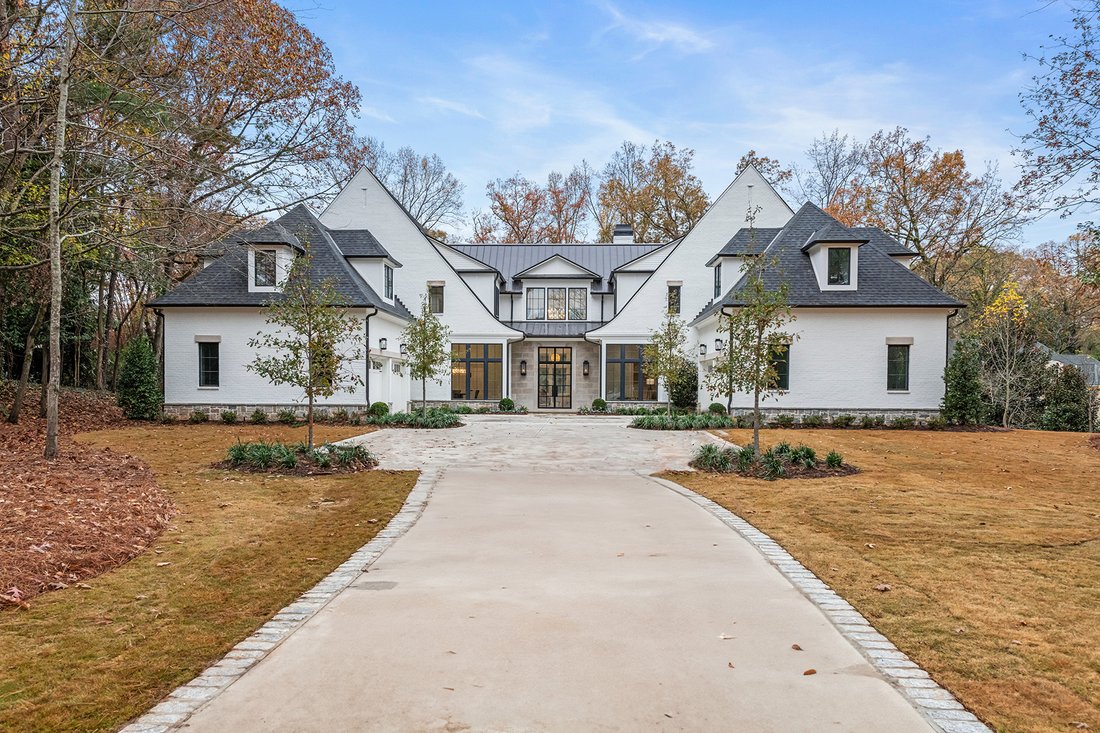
693,203 -> 961,323
150,204 -> 411,320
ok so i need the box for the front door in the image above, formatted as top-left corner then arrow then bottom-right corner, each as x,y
537,347 -> 572,409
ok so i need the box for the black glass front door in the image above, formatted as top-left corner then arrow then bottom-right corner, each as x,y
537,347 -> 572,409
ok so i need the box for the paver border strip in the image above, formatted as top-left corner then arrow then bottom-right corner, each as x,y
647,474 -> 993,733
119,467 -> 441,733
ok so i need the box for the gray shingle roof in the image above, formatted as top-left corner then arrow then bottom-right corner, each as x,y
709,228 -> 784,261
450,243 -> 667,293
693,203 -> 962,323
150,205 -> 411,320
501,321 -> 604,338
329,228 -> 395,261
1038,343 -> 1100,387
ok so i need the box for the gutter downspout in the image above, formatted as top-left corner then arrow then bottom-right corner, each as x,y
364,307 -> 377,407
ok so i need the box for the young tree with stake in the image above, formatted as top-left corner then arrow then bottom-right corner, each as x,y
247,242 -> 364,450
644,306 -> 689,416
401,297 -> 452,414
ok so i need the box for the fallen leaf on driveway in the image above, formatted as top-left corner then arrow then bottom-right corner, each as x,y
803,669 -> 817,676
719,634 -> 734,640
727,662 -> 735,668
791,644 -> 803,651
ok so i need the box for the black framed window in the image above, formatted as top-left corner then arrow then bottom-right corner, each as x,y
384,264 -> 393,299
428,284 -> 444,313
667,285 -> 681,314
605,344 -> 657,401
198,342 -> 219,387
887,344 -> 910,391
769,344 -> 790,391
547,287 -> 566,320
526,288 -> 545,319
451,343 -> 502,400
254,249 -> 276,287
827,247 -> 851,285
567,288 -> 587,320
714,265 -> 721,299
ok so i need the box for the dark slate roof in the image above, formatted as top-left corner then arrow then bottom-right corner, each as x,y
237,220 -> 304,250
693,203 -> 963,323
450,243 -> 667,293
329,228 -> 396,261
150,204 -> 411,320
800,222 -> 869,251
708,228 -> 783,262
849,227 -> 918,257
501,321 -> 604,338
1038,343 -> 1100,387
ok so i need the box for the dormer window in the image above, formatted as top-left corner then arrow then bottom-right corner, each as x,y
827,248 -> 851,285
254,249 -> 277,288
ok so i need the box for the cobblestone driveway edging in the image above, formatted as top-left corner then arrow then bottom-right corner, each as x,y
119,468 -> 440,733
648,475 -> 992,733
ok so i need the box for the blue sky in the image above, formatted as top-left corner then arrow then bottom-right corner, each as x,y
298,0 -> 1079,244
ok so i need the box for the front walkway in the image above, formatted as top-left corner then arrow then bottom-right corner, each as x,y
175,416 -> 935,732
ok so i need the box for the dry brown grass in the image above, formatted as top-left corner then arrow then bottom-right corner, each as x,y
666,428 -> 1100,733
0,423 -> 416,733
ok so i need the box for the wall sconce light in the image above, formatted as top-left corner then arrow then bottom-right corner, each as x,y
520,359 -> 527,376
698,344 -> 707,357
399,342 -> 408,356
582,360 -> 590,376
714,339 -> 724,352
378,338 -> 388,351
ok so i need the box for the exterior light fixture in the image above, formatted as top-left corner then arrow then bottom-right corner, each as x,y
520,359 -> 527,376
582,360 -> 590,376
714,339 -> 724,352
399,342 -> 408,356
378,338 -> 388,351
698,344 -> 707,356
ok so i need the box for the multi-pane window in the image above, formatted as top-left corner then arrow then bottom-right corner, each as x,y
198,342 -> 219,387
547,287 -> 566,320
714,265 -> 722,299
451,343 -> 503,401
428,284 -> 444,313
254,249 -> 276,287
827,248 -> 851,285
769,344 -> 790,391
567,288 -> 587,320
605,344 -> 657,401
526,288 -> 546,319
384,264 -> 393,299
667,285 -> 681,314
887,344 -> 910,391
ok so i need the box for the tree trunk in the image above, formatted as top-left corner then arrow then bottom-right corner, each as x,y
8,302 -> 47,424
753,385 -> 761,454
45,0 -> 78,459
39,351 -> 49,418
421,376 -> 426,415
307,392 -> 314,450
97,247 -> 120,390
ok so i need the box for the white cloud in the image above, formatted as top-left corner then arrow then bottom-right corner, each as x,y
598,1 -> 715,55
360,106 -> 396,124
418,96 -> 487,119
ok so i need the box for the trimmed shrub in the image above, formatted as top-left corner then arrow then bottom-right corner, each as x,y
859,414 -> 876,429
277,409 -> 297,425
220,410 -> 237,424
116,336 -> 162,420
926,415 -> 947,430
630,413 -> 738,430
499,397 -> 515,412
591,398 -> 608,412
889,416 -> 915,429
189,409 -> 209,424
250,409 -> 268,424
825,450 -> 843,469
833,414 -> 855,428
369,401 -> 390,417
708,402 -> 727,415
801,413 -> 825,428
773,414 -> 795,428
332,408 -> 350,424
1041,363 -> 1093,432
314,409 -> 331,424
942,338 -> 985,425
160,413 -> 177,424
668,358 -> 698,410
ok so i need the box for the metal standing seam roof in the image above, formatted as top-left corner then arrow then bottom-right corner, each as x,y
449,243 -> 668,293
692,203 -> 963,324
149,204 -> 412,320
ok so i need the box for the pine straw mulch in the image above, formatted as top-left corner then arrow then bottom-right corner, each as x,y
0,385 -> 173,608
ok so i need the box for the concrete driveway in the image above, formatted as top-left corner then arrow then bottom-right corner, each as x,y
178,416 -> 936,732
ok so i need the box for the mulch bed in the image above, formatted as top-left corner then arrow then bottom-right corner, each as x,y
211,459 -> 376,476
0,384 -> 173,608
